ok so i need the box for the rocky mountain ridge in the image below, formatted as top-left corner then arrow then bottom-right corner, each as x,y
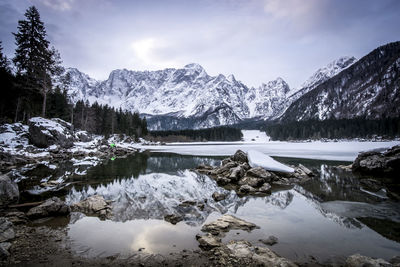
66,56 -> 356,130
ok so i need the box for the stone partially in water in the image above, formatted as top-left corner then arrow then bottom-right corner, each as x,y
201,214 -> 258,235
259,235 -> 278,246
345,254 -> 391,267
239,185 -> 256,194
226,240 -> 297,266
246,167 -> 274,182
71,195 -> 111,220
258,183 -> 272,194
238,176 -> 264,187
196,234 -> 221,250
232,150 -> 248,163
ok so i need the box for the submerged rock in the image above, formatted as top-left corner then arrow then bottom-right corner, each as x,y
0,173 -> 19,207
71,195 -> 112,220
352,145 -> 400,177
201,214 -> 258,235
27,197 -> 70,219
345,254 -> 391,267
259,235 -> 278,246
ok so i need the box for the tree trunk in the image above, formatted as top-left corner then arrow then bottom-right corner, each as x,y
42,91 -> 47,118
14,97 -> 20,122
70,105 -> 74,131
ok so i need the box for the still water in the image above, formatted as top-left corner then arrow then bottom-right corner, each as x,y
17,152 -> 400,264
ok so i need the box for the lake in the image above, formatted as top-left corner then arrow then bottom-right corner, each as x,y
16,146 -> 400,264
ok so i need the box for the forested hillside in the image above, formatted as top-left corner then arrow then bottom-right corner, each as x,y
149,127 -> 243,142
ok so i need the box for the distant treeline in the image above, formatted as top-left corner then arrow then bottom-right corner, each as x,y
0,6 -> 148,139
264,118 -> 400,140
149,127 -> 243,142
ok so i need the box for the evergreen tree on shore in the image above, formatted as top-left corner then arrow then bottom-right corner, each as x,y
13,6 -> 63,120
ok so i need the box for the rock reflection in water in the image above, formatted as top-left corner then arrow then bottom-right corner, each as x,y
66,170 -> 243,225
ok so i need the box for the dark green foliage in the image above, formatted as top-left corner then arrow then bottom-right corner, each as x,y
72,100 -> 147,138
265,118 -> 400,141
12,6 -> 64,119
150,126 -> 243,142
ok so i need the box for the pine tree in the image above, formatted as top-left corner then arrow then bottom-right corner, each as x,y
13,6 -> 63,119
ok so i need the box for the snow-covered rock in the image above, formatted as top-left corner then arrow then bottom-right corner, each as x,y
28,117 -> 74,148
247,150 -> 294,173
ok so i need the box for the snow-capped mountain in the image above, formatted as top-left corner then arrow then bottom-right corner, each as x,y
65,55 -> 359,130
281,41 -> 400,121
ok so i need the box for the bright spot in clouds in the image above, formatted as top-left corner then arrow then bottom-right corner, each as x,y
131,38 -> 180,70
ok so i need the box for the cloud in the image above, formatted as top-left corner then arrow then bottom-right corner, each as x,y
35,0 -> 75,11
130,38 -> 181,70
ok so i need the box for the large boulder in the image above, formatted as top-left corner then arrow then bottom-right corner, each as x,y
71,195 -> 112,219
0,174 -> 19,207
28,117 -> 75,148
246,167 -> 275,182
196,234 -> 221,250
232,150 -> 248,163
226,240 -> 297,266
352,145 -> 400,177
27,197 -> 70,219
345,254 -> 391,267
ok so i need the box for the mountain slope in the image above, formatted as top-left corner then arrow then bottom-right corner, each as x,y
66,55 -> 359,130
281,41 -> 400,121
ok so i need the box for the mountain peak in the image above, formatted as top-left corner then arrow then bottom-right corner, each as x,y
300,56 -> 357,90
184,63 -> 204,71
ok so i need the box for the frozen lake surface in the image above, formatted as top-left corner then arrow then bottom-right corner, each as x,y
138,140 -> 400,162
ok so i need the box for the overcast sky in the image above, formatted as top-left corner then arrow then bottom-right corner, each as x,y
1,0 -> 399,88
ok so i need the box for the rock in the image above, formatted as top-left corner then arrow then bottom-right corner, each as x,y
336,164 -> 353,171
216,176 -> 231,185
297,164 -> 314,176
179,200 -> 197,207
196,234 -> 221,250
246,167 -> 275,182
0,173 -> 19,207
232,150 -> 248,163
352,145 -> 400,177
0,242 -> 11,259
226,240 -> 297,266
164,214 -> 183,225
259,235 -> 278,246
239,185 -> 256,194
216,162 -> 237,175
212,192 -> 226,202
221,158 -> 232,166
360,178 -> 384,192
229,166 -> 245,181
28,117 -> 74,149
238,176 -> 264,187
4,211 -> 28,225
27,197 -> 70,219
345,254 -> 391,267
71,195 -> 111,219
201,214 -> 258,235
0,218 -> 15,242
258,183 -> 272,193
390,256 -> 400,265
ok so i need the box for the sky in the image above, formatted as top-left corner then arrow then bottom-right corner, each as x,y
0,0 -> 399,88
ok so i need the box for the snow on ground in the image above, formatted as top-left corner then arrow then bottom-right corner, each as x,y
248,150 -> 294,172
134,140 -> 400,162
241,130 -> 270,142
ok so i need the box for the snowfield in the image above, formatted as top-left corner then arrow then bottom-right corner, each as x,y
136,140 -> 400,162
